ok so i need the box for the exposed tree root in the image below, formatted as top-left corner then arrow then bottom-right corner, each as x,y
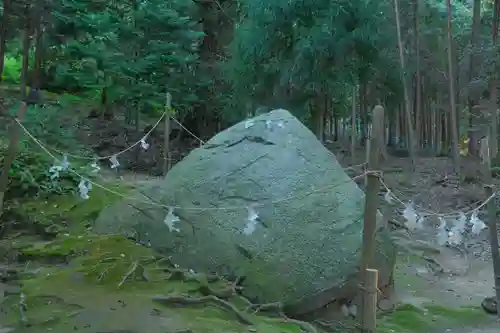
198,283 -> 235,299
267,316 -> 318,333
155,267 -> 319,333
163,268 -> 189,280
314,319 -> 358,332
246,301 -> 284,315
192,271 -> 241,299
151,295 -> 254,325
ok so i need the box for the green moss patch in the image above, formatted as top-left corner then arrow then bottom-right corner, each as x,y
11,181 -> 130,235
19,233 -> 150,262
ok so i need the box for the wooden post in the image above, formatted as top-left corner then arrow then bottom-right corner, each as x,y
479,136 -> 500,319
163,92 -> 172,176
361,105 -> 384,271
360,106 -> 384,332
0,102 -> 28,220
361,268 -> 378,333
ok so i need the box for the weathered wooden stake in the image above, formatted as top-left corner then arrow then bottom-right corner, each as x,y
479,136 -> 500,319
360,105 -> 384,332
0,101 -> 29,220
163,92 -> 172,176
361,105 -> 384,271
361,268 -> 378,333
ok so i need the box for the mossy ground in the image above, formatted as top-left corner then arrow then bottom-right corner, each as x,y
0,183 -> 495,333
0,234 -> 308,333
9,181 -> 130,236
2,235 -> 493,333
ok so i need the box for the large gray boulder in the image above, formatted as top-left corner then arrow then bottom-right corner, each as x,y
94,109 -> 396,316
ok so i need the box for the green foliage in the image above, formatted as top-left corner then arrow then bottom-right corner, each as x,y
227,0 -> 397,117
5,144 -> 79,198
42,0 -> 205,113
1,136 -> 96,200
1,54 -> 22,84
1,103 -> 92,200
1,41 -> 36,84
21,104 -> 87,154
2,0 -> 497,143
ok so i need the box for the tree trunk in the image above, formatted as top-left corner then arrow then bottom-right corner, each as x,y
489,0 -> 500,158
446,0 -> 460,177
32,0 -> 45,90
394,0 -> 416,170
20,5 -> 32,101
333,112 -> 339,141
388,111 -> 395,147
351,86 -> 357,161
413,0 -> 422,151
395,105 -> 401,146
323,95 -> 328,141
312,98 -> 325,142
360,83 -> 368,146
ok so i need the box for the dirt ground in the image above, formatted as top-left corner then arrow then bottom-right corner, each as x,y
340,148 -> 500,332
